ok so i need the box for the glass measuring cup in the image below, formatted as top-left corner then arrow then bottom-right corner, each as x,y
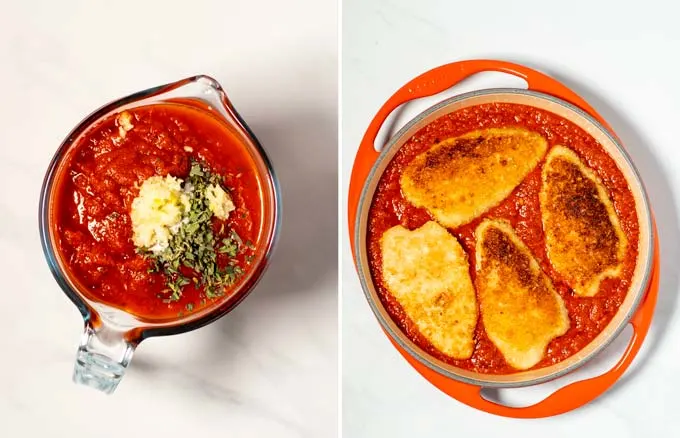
39,75 -> 281,394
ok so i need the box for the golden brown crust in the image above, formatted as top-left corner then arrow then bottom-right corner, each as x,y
400,128 -> 547,228
540,146 -> 627,297
475,219 -> 570,370
381,221 -> 478,359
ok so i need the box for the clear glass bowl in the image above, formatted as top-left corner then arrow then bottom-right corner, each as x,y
39,75 -> 281,394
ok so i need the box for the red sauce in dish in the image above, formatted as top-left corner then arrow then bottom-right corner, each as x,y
53,102 -> 263,320
367,103 -> 639,374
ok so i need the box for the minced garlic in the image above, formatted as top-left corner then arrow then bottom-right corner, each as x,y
130,175 -> 190,252
206,184 -> 236,220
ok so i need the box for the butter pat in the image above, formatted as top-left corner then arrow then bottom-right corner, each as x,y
130,175 -> 190,252
206,184 -> 235,220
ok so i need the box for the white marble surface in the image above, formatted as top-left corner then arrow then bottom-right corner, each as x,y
0,1 -> 337,436
342,0 -> 680,435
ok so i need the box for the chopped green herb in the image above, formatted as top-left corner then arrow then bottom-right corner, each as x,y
218,237 -> 238,257
189,164 -> 204,177
142,159 -> 245,302
186,303 -> 194,311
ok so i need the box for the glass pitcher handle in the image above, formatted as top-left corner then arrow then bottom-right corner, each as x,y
73,322 -> 136,394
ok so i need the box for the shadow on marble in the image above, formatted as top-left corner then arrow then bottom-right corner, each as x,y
241,109 -> 338,302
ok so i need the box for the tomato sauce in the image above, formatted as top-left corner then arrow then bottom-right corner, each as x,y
53,102 -> 263,320
367,103 -> 639,374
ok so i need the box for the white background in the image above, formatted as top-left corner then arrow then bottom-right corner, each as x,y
0,1 -> 337,437
343,0 -> 680,436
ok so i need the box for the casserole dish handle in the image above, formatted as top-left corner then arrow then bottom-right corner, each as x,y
348,59 -> 659,418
